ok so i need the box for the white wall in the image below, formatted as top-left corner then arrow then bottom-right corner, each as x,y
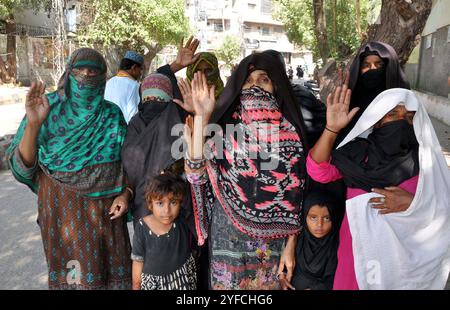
422,0 -> 450,36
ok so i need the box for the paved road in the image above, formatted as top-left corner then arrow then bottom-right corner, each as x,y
0,117 -> 448,289
0,174 -> 46,289
0,176 -> 133,289
0,102 -> 25,137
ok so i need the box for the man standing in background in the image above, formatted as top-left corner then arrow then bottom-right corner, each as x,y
105,51 -> 144,123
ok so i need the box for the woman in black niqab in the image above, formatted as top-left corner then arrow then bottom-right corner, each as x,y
337,41 -> 410,143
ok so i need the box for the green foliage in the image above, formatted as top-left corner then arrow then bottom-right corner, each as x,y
78,0 -> 190,54
274,0 -> 381,61
0,0 -> 50,20
273,0 -> 316,55
215,35 -> 242,68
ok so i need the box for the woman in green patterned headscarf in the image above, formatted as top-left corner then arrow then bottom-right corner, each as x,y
186,52 -> 224,99
6,48 -> 132,289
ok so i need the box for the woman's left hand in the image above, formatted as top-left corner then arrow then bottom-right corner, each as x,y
109,193 -> 129,220
369,186 -> 414,214
175,36 -> 200,68
277,236 -> 297,290
191,72 -> 216,121
174,78 -> 194,113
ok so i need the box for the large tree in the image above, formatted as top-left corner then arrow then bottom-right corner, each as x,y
273,0 -> 315,58
215,35 -> 242,69
0,0 -> 50,83
312,0 -> 329,64
274,0 -> 374,62
78,0 -> 190,74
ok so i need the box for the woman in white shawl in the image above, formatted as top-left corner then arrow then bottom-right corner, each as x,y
307,85 -> 450,289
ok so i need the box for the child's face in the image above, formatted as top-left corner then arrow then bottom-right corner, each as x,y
150,193 -> 182,225
306,205 -> 332,238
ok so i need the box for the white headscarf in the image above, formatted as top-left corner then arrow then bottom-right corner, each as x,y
338,88 -> 450,289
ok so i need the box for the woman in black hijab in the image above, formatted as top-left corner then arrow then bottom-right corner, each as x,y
184,52 -> 309,289
337,41 -> 410,143
291,190 -> 340,290
211,52 -> 308,143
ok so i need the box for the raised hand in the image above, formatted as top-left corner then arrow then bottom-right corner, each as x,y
171,36 -> 200,73
25,81 -> 50,127
191,72 -> 215,121
326,83 -> 359,133
173,78 -> 194,113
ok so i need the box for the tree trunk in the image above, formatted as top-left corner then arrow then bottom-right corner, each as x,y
332,0 -> 337,53
5,14 -> 17,84
143,44 -> 161,76
0,56 -> 12,83
355,0 -> 362,39
313,0 -> 330,64
319,0 -> 432,101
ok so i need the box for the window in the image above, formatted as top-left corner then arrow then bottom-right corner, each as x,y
0,20 -> 6,34
432,38 -> 436,58
214,22 -> 224,32
261,0 -> 272,15
65,8 -> 77,32
262,27 -> 270,36
425,34 -> 432,49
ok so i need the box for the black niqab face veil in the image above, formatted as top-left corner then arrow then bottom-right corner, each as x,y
348,41 -> 410,93
331,119 -> 419,192
337,42 -> 411,143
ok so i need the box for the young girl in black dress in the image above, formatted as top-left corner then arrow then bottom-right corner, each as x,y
131,172 -> 197,290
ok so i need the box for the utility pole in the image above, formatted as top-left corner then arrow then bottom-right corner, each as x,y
51,0 -> 67,88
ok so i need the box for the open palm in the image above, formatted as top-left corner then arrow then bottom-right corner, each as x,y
326,85 -> 359,132
191,72 -> 215,120
25,82 -> 50,127
176,36 -> 200,67
174,78 -> 194,113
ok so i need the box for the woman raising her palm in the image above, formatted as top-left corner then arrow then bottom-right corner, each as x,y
183,53 -> 309,290
307,83 -> 450,289
7,48 -> 132,289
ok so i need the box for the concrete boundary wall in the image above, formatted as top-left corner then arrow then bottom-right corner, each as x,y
414,90 -> 450,126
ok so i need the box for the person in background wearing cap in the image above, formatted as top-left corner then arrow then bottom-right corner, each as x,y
122,37 -> 201,229
105,51 -> 144,123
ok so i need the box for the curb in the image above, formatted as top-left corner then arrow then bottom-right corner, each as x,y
414,90 -> 450,126
0,93 -> 27,106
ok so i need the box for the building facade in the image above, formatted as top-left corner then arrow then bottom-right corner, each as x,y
405,0 -> 450,98
186,0 -> 314,77
0,0 -> 79,86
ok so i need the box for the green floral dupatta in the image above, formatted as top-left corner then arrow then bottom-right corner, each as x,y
7,48 -> 127,198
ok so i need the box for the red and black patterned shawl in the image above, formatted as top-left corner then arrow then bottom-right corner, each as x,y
203,53 -> 309,239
